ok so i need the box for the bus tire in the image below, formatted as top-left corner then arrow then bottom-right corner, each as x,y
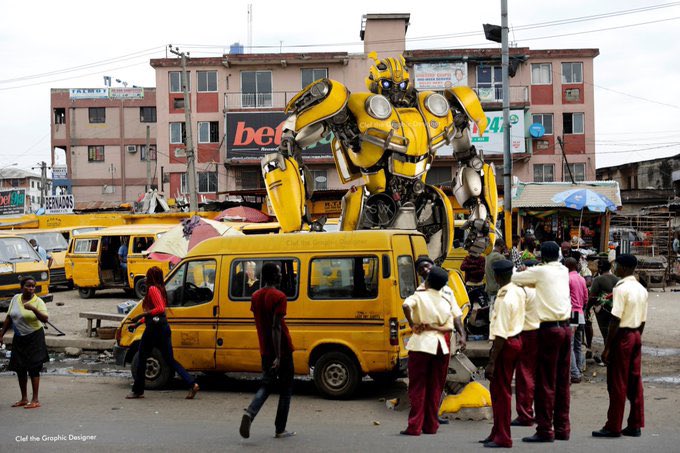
134,278 -> 147,299
78,288 -> 95,299
313,351 -> 360,399
131,347 -> 172,390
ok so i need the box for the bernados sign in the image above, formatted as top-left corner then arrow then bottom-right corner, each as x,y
45,195 -> 75,214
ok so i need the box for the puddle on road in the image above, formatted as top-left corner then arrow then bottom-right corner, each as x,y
642,346 -> 680,357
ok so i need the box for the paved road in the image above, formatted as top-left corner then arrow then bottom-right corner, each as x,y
1,371 -> 679,452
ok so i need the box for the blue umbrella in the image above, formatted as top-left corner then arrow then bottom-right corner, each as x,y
551,188 -> 616,213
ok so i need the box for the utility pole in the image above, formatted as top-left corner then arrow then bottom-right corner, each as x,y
145,125 -> 152,191
169,45 -> 198,212
32,161 -> 49,209
501,0 -> 512,237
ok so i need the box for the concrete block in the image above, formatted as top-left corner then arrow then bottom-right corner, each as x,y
65,347 -> 82,356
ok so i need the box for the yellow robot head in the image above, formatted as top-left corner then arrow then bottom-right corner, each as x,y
365,52 -> 410,103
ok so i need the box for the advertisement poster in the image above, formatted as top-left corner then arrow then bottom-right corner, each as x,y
413,63 -> 468,90
0,189 -> 26,215
44,195 -> 75,214
438,110 -> 526,155
226,112 -> 332,159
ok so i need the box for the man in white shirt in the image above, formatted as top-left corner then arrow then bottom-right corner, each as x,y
480,260 -> 525,449
513,260 -> 540,427
593,254 -> 648,439
511,241 -> 572,443
401,267 -> 454,436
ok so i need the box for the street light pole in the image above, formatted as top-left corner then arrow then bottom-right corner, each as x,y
501,0 -> 512,238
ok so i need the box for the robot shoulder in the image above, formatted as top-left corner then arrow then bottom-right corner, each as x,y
286,79 -> 350,131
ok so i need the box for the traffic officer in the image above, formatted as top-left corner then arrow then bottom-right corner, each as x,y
511,241 -> 572,443
592,254 -> 648,438
513,259 -> 540,427
481,260 -> 525,448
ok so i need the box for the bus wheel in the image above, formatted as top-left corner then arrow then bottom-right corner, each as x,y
131,348 -> 172,390
78,288 -> 95,299
134,278 -> 148,299
313,351 -> 360,399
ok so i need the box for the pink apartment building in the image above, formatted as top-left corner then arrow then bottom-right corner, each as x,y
52,13 -> 598,204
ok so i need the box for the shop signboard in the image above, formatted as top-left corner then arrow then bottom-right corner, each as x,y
0,189 -> 26,215
69,88 -> 109,100
44,195 -> 75,214
413,63 -> 468,90
110,87 -> 144,99
226,112 -> 332,159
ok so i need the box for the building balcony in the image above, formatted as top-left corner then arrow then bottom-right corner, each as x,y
472,86 -> 528,105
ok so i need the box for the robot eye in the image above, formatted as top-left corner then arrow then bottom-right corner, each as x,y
381,80 -> 392,89
399,81 -> 407,90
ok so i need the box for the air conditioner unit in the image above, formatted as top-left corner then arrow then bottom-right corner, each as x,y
127,145 -> 137,153
102,185 -> 115,194
174,148 -> 187,157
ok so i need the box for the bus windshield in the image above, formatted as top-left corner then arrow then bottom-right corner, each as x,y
0,237 -> 42,263
23,232 -> 69,252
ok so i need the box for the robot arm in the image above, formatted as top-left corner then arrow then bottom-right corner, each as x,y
444,87 -> 498,256
261,79 -> 351,232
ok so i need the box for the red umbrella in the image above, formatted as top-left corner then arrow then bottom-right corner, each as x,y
216,206 -> 270,223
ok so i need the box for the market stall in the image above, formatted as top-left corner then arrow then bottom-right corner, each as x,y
512,181 -> 622,253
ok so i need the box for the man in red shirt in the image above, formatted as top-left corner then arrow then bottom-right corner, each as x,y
239,262 -> 296,440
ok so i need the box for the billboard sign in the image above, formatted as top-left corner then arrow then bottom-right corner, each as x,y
438,109 -> 526,156
0,189 -> 26,215
110,87 -> 144,99
44,195 -> 75,214
69,88 -> 109,99
413,63 -> 468,90
226,112 -> 332,159
52,165 -> 68,180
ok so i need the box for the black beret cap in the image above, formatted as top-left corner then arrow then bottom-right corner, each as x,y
523,259 -> 539,267
415,256 -> 434,268
492,259 -> 514,274
540,241 -> 560,259
426,266 -> 450,290
615,254 -> 638,268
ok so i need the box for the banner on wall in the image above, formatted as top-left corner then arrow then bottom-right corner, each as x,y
0,189 -> 26,215
437,110 -> 526,155
413,62 -> 468,90
226,112 -> 332,159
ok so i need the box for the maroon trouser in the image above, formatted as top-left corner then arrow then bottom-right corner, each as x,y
534,324 -> 572,440
406,345 -> 449,435
489,336 -> 522,447
604,329 -> 644,433
515,329 -> 538,424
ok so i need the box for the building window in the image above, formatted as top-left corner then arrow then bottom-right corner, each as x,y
88,107 -> 105,124
31,181 -> 35,188
563,112 -> 584,134
140,145 -> 157,161
425,166 -> 452,185
561,62 -> 583,84
170,122 -> 187,144
198,172 -> 217,193
54,108 -> 65,124
235,168 -> 262,189
533,164 -> 554,182
476,65 -> 502,101
563,163 -> 586,182
310,170 -> 328,190
198,121 -> 219,143
88,146 -> 105,162
531,113 -> 553,135
169,71 -> 190,93
140,107 -> 157,123
197,71 -> 217,92
531,63 -> 552,85
241,71 -> 272,108
301,68 -> 328,88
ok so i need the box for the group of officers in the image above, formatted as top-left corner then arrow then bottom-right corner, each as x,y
482,240 -> 648,448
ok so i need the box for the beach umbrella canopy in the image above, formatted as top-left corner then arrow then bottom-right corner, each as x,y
147,215 -> 242,264
215,206 -> 270,223
551,188 -> 616,213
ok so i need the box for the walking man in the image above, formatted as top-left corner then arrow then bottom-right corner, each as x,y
481,260 -> 525,448
565,257 -> 588,384
240,262 -> 296,439
592,254 -> 648,438
512,241 -> 572,443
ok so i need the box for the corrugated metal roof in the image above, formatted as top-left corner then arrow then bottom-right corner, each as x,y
512,181 -> 622,209
75,201 -> 129,212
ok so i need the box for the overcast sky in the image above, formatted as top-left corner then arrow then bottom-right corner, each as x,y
1,0 -> 679,177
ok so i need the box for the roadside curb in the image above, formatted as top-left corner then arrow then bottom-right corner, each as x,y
3,334 -> 115,352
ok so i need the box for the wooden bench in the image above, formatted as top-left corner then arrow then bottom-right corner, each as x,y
79,312 -> 126,337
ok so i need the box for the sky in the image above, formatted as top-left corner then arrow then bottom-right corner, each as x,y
1,0 -> 679,177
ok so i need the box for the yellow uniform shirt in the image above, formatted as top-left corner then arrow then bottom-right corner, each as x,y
404,288 -> 453,355
611,275 -> 648,329
489,282 -> 526,340
8,294 -> 47,336
523,287 -> 540,331
511,261 -> 571,322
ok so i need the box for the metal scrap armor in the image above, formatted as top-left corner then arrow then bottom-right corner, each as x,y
262,52 -> 498,262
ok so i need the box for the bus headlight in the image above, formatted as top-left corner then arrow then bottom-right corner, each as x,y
41,272 -> 49,281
